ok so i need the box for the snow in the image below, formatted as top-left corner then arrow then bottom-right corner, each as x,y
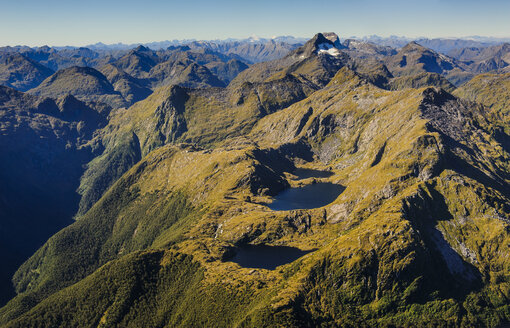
317,43 -> 341,56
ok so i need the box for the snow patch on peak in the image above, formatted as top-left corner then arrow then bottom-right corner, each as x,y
318,43 -> 333,51
317,43 -> 341,56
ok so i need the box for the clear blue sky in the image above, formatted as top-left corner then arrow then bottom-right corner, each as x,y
1,0 -> 509,46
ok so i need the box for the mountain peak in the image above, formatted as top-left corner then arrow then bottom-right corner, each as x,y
401,41 -> 428,52
134,45 -> 151,52
421,86 -> 455,105
322,32 -> 344,49
292,32 -> 342,58
310,32 -> 334,47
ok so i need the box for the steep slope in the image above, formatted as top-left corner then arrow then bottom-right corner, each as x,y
453,73 -> 510,126
99,64 -> 152,104
108,46 -> 237,89
205,59 -> 249,84
149,60 -> 226,88
112,45 -> 159,78
450,43 -> 510,73
76,73 -> 317,216
2,67 -> 509,327
0,54 -> 54,91
385,42 -> 471,86
389,72 -> 456,93
29,66 -> 128,108
16,46 -> 112,71
343,39 -> 397,59
229,33 -> 350,89
162,47 -> 238,65
0,86 -> 107,306
187,39 -> 300,63
0,143 -> 288,323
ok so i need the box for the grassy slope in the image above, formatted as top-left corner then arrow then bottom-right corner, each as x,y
454,73 -> 510,123
1,68 -> 509,327
29,66 -> 128,108
76,74 -> 316,216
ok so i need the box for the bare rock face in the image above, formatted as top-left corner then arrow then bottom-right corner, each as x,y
322,32 -> 344,49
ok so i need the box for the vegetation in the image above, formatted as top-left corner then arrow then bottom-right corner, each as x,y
0,33 -> 509,327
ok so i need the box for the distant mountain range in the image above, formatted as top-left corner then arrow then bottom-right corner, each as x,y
360,35 -> 510,51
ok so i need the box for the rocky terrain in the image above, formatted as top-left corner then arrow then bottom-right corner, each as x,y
0,32 -> 509,327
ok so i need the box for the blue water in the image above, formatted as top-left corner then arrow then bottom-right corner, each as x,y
268,182 -> 345,211
227,245 -> 313,270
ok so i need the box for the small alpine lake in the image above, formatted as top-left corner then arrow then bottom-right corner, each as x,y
268,182 -> 345,211
226,244 -> 314,270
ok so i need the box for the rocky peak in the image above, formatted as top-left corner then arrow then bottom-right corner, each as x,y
125,45 -> 157,61
292,33 -> 339,58
322,32 -> 344,49
134,45 -> 151,53
401,41 -> 429,53
419,87 -> 474,142
421,87 -> 456,106
161,85 -> 190,115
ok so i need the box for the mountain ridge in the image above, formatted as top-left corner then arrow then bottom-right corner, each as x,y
0,32 -> 509,327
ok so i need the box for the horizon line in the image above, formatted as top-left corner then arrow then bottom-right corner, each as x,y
2,33 -> 510,48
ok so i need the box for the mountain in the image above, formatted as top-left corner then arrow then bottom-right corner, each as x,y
205,59 -> 249,84
109,46 -> 247,89
384,41 -> 472,86
186,39 -> 301,63
450,43 -> 510,73
454,72 -> 510,123
112,46 -> 159,79
148,60 -> 226,89
0,33 -> 509,327
3,46 -> 113,71
415,38 -> 498,55
161,48 -> 249,84
362,36 -> 510,53
229,34 -> 453,93
76,73 -> 316,216
0,54 -> 54,91
80,36 -> 307,51
0,86 -> 107,306
29,66 -> 128,108
229,33 -> 350,89
99,64 -> 152,104
342,39 -> 397,59
1,66 -> 508,327
385,41 -> 461,75
162,47 -> 239,64
388,72 -> 456,92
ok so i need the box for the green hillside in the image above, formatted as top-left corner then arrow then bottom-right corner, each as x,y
0,33 -> 509,327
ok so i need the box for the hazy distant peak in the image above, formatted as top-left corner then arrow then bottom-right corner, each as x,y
134,45 -> 151,52
401,41 -> 427,51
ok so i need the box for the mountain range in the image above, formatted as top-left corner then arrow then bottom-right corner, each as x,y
0,32 -> 509,327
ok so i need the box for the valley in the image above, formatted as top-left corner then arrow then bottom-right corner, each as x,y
0,32 -> 509,327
